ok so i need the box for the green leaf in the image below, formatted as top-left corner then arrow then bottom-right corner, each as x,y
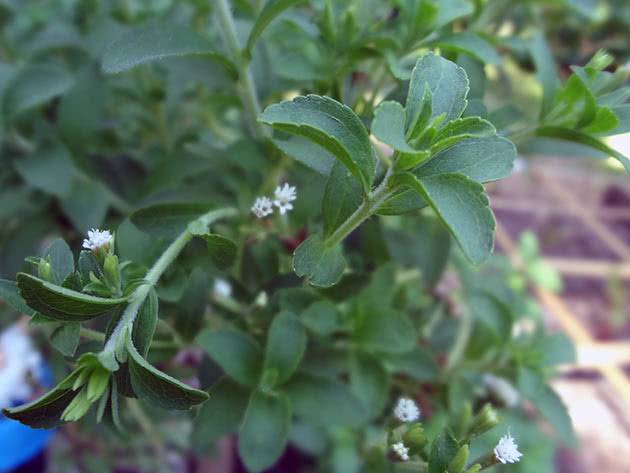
283,373 -> 365,426
199,234 -> 237,270
51,322 -> 81,357
259,95 -> 375,194
391,172 -> 495,265
173,268 -> 208,340
384,215 -> 451,287
131,202 -> 215,238
376,188 -> 428,215
272,136 -> 335,175
432,33 -> 500,65
13,147 -> 76,199
264,311 -> 307,386
384,348 -> 440,381
530,32 -> 557,117
535,126 -> 630,172
3,66 -> 73,118
196,327 -> 263,387
43,238 -> 75,286
0,279 -> 36,315
372,101 -> 420,154
238,390 -> 291,473
17,273 -> 128,322
101,21 -> 236,77
428,429 -> 459,473
322,161 -> 362,238
1,370 -> 82,429
517,368 -> 576,446
436,0 -> 474,27
126,336 -> 209,410
293,234 -> 346,287
354,306 -> 416,354
300,300 -> 339,335
469,290 -> 513,342
246,0 -> 306,56
78,250 -> 103,284
133,288 -> 158,357
406,53 -> 469,131
581,107 -> 619,134
349,352 -> 389,420
429,117 -> 497,155
193,377 -> 251,449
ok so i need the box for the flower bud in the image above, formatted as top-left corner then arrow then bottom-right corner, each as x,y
464,465 -> 481,473
403,423 -> 426,446
468,403 -> 501,439
448,445 -> 469,473
38,257 -> 54,282
104,254 -> 121,293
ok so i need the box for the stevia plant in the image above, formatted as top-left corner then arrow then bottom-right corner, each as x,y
0,1 -> 627,472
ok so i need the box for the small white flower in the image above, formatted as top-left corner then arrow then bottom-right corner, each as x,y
273,183 -> 297,215
494,431 -> 523,464
213,278 -> 232,298
394,397 -> 420,422
251,196 -> 274,218
391,442 -> 410,461
83,228 -> 113,251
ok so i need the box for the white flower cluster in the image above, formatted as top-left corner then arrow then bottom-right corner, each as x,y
0,325 -> 42,409
82,228 -> 113,251
394,397 -> 420,422
494,431 -> 523,464
391,442 -> 409,461
251,183 -> 297,218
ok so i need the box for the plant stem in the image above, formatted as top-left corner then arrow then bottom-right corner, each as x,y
214,0 -> 267,139
101,207 -> 237,361
446,308 -> 473,372
325,167 -> 395,248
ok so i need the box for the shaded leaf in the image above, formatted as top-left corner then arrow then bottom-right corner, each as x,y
264,311 -> 307,386
293,234 -> 346,287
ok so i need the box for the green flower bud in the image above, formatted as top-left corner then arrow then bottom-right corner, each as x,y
104,254 -> 121,293
403,423 -> 426,446
38,257 -> 53,282
448,445 -> 470,473
468,403 -> 501,439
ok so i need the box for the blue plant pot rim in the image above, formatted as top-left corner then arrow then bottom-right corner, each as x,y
0,362 -> 55,473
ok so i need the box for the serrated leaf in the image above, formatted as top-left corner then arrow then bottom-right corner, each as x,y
322,161 -> 362,238
293,234 -> 346,287
193,377 -> 251,449
3,66 -> 73,118
371,101 -> 420,154
1,370 -> 82,429
428,429 -> 459,473
429,117 -> 497,154
126,336 -> 209,410
17,273 -> 128,322
415,136 -> 515,183
259,95 -> 375,193
131,202 -> 215,238
238,390 -> 291,473
196,327 -> 263,387
102,21 -> 236,77
283,373 -> 365,426
246,0 -> 306,56
51,322 -> 81,357
353,306 -> 416,354
535,126 -> 630,172
391,172 -> 495,265
264,311 -> 307,386
406,53 -> 469,132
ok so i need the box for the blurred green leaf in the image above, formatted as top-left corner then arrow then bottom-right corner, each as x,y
264,311 -> 307,386
3,66 -> 73,118
51,322 -> 81,357
293,234 -> 346,287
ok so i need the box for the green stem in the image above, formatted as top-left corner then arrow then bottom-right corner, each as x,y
101,207 -> 237,360
446,308 -> 473,372
325,167 -> 395,248
214,0 -> 267,139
